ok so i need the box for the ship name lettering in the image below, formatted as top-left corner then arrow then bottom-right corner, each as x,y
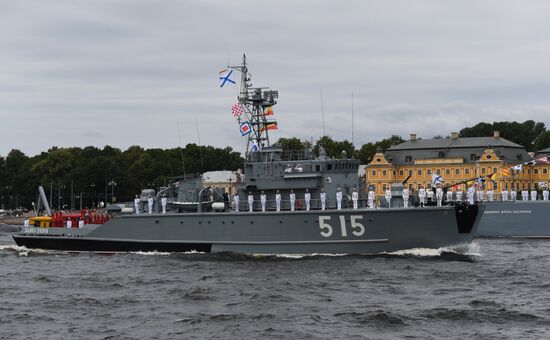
319,215 -> 365,238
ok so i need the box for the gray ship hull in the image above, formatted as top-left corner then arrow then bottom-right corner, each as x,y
476,201 -> 550,238
14,205 -> 482,254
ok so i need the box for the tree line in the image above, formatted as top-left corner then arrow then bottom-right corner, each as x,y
2,120 -> 549,210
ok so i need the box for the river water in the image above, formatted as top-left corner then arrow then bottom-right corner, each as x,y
1,226 -> 549,339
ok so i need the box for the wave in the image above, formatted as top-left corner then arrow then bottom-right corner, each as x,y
421,307 -> 542,323
334,310 -> 410,327
0,244 -> 55,256
388,242 -> 481,257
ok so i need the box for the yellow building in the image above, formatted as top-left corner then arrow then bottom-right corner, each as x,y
366,131 -> 550,195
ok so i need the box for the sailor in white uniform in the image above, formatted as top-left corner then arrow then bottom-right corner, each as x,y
161,196 -> 167,214
284,165 -> 292,173
543,187 -> 549,201
260,191 -> 267,212
336,188 -> 343,210
530,189 -> 537,201
487,189 -> 494,202
351,187 -> 358,210
304,189 -> 311,211
275,190 -> 282,211
426,188 -> 434,206
289,189 -> 296,211
446,188 -> 453,203
233,193 -> 240,212
385,188 -> 392,208
467,185 -> 475,205
368,189 -> 375,209
24,218 -> 29,227
436,185 -> 443,207
418,186 -> 426,206
320,188 -> 326,210
66,218 -> 72,229
248,191 -> 254,212
147,196 -> 154,214
521,190 -> 528,201
477,189 -> 485,202
294,164 -> 303,172
78,219 -> 84,228
501,188 -> 509,201
402,186 -> 410,208
456,187 -> 463,202
134,195 -> 140,214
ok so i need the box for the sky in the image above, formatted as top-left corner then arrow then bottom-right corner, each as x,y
2,0 -> 550,157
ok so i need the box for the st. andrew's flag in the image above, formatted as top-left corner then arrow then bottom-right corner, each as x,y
431,173 -> 443,186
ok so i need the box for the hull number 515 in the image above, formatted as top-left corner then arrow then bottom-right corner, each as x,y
318,215 -> 365,238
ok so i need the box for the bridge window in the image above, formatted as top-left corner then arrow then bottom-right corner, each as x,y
405,156 -> 412,163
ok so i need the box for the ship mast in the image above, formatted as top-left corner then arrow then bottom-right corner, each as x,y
229,54 -> 278,157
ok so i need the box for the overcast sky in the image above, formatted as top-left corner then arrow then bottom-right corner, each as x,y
2,1 -> 550,157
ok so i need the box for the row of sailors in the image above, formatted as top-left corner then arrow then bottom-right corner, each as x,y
235,188 -> 360,212
134,196 -> 168,215
412,186 -> 550,206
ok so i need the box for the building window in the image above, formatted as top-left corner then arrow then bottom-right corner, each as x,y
393,170 -> 396,176
493,168 -> 497,173
445,169 -> 450,175
436,169 -> 441,175
465,169 -> 470,174
534,169 -> 539,174
427,170 -> 432,175
371,170 -> 376,176
382,184 -> 387,191
455,169 -> 460,175
400,170 -> 404,176
528,169 -> 531,174
482,168 -> 486,174
382,170 -> 387,176
418,169 -> 422,176
544,169 -> 548,174
408,170 -> 413,176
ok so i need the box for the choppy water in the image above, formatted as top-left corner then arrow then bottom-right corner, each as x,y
1,226 -> 549,339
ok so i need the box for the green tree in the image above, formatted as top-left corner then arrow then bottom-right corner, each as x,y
534,131 -> 550,151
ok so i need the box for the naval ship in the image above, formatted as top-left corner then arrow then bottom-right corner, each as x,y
476,196 -> 550,238
13,56 -> 483,254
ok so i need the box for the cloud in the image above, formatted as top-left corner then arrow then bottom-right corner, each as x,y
2,0 -> 550,156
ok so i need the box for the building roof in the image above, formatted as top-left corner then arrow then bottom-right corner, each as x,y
388,136 -> 524,150
385,136 -> 530,165
535,146 -> 550,158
